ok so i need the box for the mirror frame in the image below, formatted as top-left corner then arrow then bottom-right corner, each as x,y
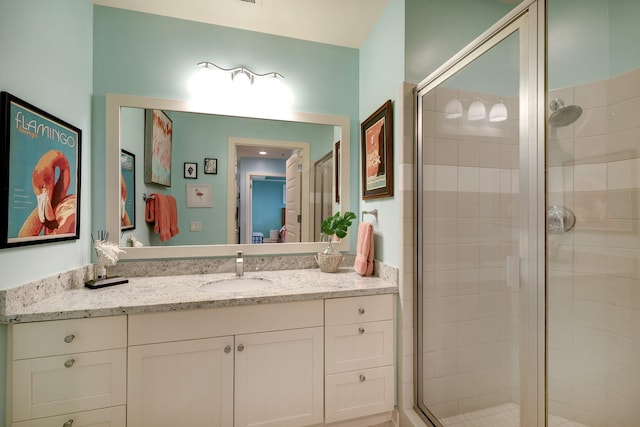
106,93 -> 351,259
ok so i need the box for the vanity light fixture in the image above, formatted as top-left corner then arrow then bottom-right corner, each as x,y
259,151 -> 267,155
444,97 -> 508,122
197,61 -> 284,85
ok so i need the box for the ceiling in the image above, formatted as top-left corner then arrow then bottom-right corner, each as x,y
93,0 -> 389,48
236,144 -> 294,161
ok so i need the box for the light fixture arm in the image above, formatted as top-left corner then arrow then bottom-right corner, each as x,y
197,61 -> 284,85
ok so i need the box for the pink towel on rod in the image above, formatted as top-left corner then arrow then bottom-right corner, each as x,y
354,222 -> 374,276
145,194 -> 179,241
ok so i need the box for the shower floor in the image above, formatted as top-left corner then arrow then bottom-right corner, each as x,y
440,403 -> 591,427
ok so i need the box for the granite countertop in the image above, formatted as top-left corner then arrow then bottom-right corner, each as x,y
3,268 -> 398,323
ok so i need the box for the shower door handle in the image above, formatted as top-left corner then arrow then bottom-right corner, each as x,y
506,256 -> 520,289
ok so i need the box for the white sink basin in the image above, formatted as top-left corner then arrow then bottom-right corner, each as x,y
199,276 -> 272,292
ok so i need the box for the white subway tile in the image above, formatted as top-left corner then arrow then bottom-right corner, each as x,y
435,165 -> 458,192
574,163 -> 607,191
458,166 -> 480,192
479,168 -> 500,193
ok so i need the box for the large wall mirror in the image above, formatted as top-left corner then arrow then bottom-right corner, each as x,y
106,93 -> 350,260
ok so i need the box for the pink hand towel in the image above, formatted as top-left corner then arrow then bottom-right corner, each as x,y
146,194 -> 179,241
354,222 -> 374,276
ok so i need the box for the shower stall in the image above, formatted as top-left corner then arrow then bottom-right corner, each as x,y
414,1 -> 640,426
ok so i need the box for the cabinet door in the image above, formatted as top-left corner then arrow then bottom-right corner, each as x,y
12,349 -> 126,421
12,406 -> 126,427
234,327 -> 323,427
127,337 -> 234,427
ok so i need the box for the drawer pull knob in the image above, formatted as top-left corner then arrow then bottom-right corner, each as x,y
358,307 -> 365,315
64,334 -> 75,343
224,345 -> 231,353
358,327 -> 365,334
237,344 -> 245,352
63,420 -> 74,427
64,359 -> 75,368
359,374 -> 366,382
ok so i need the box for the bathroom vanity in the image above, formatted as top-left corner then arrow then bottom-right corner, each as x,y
3,268 -> 397,427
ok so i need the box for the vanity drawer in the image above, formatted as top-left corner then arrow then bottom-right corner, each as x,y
11,316 -> 127,360
324,365 -> 395,423
12,405 -> 126,427
129,300 -> 323,345
325,319 -> 394,374
325,294 -> 394,326
11,349 -> 126,422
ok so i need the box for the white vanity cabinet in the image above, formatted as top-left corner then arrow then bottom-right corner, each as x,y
324,294 -> 395,423
6,316 -> 127,427
127,300 -> 324,427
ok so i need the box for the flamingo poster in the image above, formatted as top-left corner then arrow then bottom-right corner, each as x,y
0,92 -> 81,248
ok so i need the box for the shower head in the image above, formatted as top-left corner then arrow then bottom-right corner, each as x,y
548,98 -> 582,127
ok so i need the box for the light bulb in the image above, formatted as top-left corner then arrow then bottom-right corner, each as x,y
468,100 -> 486,121
489,101 -> 508,122
232,70 -> 251,88
444,98 -> 463,119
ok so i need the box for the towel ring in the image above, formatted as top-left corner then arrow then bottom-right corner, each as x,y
361,209 -> 378,222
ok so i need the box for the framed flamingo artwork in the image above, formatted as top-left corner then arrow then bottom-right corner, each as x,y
361,99 -> 393,200
0,91 -> 82,248
144,109 -> 172,187
186,184 -> 212,208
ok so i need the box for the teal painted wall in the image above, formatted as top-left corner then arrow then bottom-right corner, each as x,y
0,0 -> 93,289
405,0 -> 516,84
359,0 -> 405,266
549,0 -> 640,89
92,6 -> 360,246
0,0 -> 94,423
252,180 -> 286,239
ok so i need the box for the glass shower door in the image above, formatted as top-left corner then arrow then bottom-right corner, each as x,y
416,7 -> 542,427
546,1 -> 640,426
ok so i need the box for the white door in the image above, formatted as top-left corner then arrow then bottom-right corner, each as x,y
284,152 -> 302,243
127,337 -> 234,427
234,327 -> 324,427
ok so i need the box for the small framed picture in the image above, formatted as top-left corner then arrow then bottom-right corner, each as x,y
361,99 -> 394,200
186,184 -> 212,208
204,158 -> 217,175
184,162 -> 197,179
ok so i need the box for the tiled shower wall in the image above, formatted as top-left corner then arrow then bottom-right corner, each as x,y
420,86 -> 520,419
547,67 -> 640,427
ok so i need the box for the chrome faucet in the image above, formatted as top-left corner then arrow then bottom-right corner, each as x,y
236,251 -> 244,277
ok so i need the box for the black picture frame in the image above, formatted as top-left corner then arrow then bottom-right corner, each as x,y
361,99 -> 394,200
0,91 -> 82,248
120,149 -> 135,231
204,158 -> 218,175
184,162 -> 197,179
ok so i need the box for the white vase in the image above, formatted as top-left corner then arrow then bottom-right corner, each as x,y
316,233 -> 343,273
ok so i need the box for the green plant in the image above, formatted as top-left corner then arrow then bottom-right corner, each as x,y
321,211 -> 356,239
